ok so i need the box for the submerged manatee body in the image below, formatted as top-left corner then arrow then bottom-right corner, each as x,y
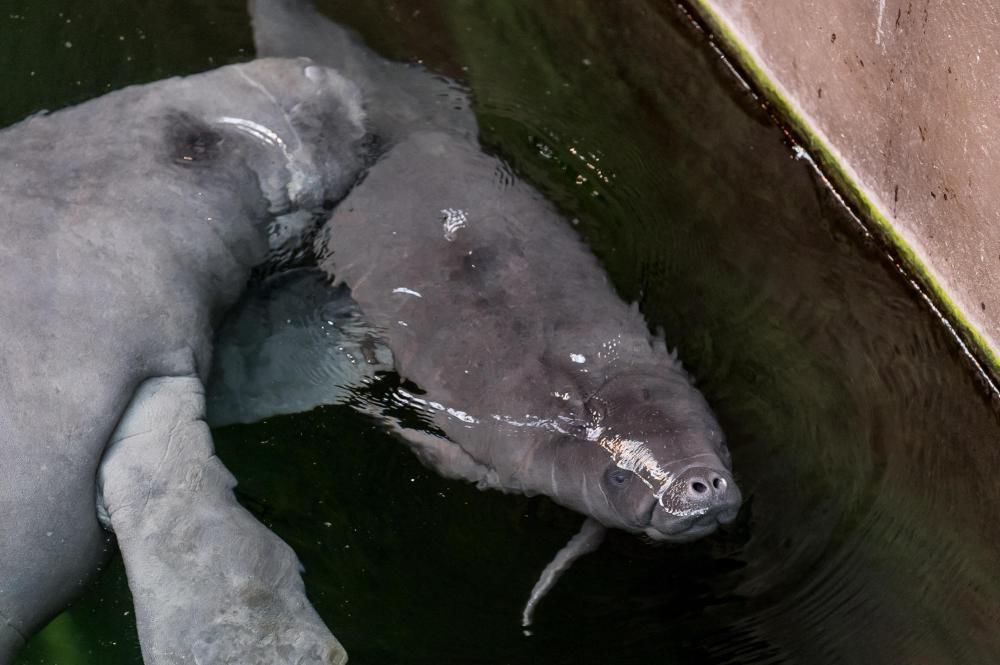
0,58 -> 366,662
317,133 -> 742,626
245,0 -> 743,626
319,134 -> 743,542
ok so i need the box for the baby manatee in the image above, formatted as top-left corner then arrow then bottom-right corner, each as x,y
245,0 -> 743,628
315,132 -> 742,628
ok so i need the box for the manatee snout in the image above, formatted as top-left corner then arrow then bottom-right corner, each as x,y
648,463 -> 742,542
675,464 -> 741,520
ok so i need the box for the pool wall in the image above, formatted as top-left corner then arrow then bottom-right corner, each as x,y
686,0 -> 1000,388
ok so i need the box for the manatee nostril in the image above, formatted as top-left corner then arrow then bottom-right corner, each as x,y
663,467 -> 742,531
680,468 -> 738,506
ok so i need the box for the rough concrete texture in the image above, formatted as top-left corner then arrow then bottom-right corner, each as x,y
690,0 -> 1000,378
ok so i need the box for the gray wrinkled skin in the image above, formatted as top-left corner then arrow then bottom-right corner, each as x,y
246,0 -> 742,625
0,58 -> 363,662
99,377 -> 346,665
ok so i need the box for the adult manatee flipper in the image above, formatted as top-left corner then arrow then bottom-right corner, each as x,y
97,376 -> 346,665
0,57 -> 367,660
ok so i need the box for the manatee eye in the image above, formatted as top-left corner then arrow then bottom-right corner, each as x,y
605,467 -> 630,487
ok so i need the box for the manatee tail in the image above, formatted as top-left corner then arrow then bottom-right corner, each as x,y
248,0 -> 477,140
249,0 -> 379,89
521,518 -> 606,630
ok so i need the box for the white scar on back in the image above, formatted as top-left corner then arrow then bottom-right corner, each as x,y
392,287 -> 423,298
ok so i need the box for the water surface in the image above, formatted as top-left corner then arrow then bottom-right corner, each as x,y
5,1 -> 1000,663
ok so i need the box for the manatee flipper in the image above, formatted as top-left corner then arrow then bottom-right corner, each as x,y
391,420 -> 501,490
522,518 -> 606,630
96,376 -> 345,665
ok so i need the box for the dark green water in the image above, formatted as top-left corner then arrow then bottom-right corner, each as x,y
5,1 -> 1000,663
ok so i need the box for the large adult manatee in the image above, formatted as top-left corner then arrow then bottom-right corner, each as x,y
0,58 -> 365,663
244,0 -> 743,627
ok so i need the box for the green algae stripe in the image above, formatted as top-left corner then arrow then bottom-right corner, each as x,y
686,0 -> 1000,387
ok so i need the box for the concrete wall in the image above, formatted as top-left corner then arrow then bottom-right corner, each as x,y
690,0 -> 1000,381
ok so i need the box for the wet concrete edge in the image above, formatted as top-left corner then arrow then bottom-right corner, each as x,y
680,0 -> 1000,396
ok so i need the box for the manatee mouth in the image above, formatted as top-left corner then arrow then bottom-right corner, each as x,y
643,504 -> 740,543
644,523 -> 715,544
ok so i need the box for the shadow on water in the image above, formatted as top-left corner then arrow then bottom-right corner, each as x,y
8,0 -> 1000,663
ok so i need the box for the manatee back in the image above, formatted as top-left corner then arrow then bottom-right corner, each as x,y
318,131 -> 663,474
